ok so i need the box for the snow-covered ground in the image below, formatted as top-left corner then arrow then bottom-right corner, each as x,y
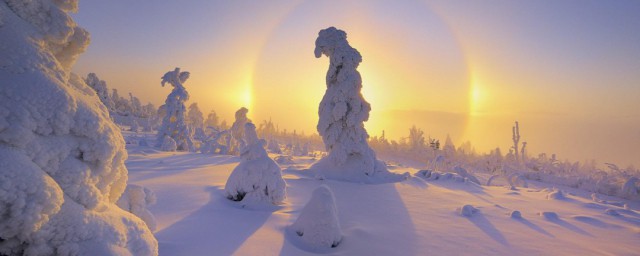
124,134 -> 640,255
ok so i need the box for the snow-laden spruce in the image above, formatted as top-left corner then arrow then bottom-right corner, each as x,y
117,184 -> 158,232
224,122 -> 286,205
0,1 -> 157,255
155,68 -> 195,151
290,185 -> 342,249
311,27 -> 403,183
230,107 -> 251,154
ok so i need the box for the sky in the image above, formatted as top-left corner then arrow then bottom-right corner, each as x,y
72,0 -> 640,167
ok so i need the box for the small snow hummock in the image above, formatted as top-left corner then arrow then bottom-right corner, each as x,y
224,122 -> 286,205
160,135 -> 178,152
604,209 -> 621,216
155,67 -> 195,152
539,211 -> 559,220
510,210 -> 522,219
459,205 -> 479,217
117,185 -> 158,231
309,27 -> 404,184
0,1 -> 157,255
453,166 -> 481,185
546,189 -> 566,200
290,185 -> 342,249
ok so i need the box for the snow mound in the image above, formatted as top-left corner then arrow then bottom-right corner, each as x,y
117,184 -> 158,231
224,123 -> 286,205
510,210 -> 522,219
459,205 -> 479,217
539,211 -> 559,220
546,189 -> 566,200
508,173 -> 529,188
290,185 -> 342,250
605,209 -> 621,216
0,1 -> 157,254
310,27 -> 403,184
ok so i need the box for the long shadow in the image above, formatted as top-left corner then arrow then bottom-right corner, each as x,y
155,186 -> 272,255
546,218 -> 593,237
516,218 -> 554,237
466,213 -> 510,246
278,178 -> 420,255
128,154 -> 240,181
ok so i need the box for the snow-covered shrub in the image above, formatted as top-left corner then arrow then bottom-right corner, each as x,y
621,177 -> 639,198
310,27 -> 401,183
230,107 -> 251,154
416,170 -> 469,183
117,185 -> 157,232
224,123 -> 286,205
0,1 -> 157,254
539,211 -> 559,220
155,68 -> 195,152
510,210 -> 522,219
290,185 -> 342,249
453,166 -> 481,185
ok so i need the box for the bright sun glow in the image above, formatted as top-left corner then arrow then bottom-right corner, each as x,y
241,76 -> 253,111
469,73 -> 484,116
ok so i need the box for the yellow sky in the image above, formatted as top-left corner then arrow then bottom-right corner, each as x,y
73,1 -> 640,167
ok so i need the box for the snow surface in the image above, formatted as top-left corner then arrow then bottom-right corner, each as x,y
0,1 -> 156,254
123,132 -> 640,255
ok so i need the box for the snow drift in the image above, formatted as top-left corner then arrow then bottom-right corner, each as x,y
0,1 -> 157,255
290,185 -> 342,250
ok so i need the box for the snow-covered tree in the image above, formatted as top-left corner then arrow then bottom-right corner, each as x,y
224,123 -> 286,205
310,27 -> 399,182
230,107 -> 251,154
0,1 -> 157,255
85,73 -> 114,110
205,109 -> 220,129
187,103 -> 205,139
155,68 -> 195,151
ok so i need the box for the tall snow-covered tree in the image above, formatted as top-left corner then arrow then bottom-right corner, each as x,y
311,27 -> 400,182
0,1 -> 157,254
156,68 -> 195,151
230,107 -> 251,154
205,109 -> 220,129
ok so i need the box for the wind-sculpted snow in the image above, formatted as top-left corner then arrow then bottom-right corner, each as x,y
0,1 -> 157,255
156,67 -> 194,151
311,27 -> 403,183
117,184 -> 158,232
224,122 -> 286,206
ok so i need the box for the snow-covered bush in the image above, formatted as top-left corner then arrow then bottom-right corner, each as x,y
160,135 -> 177,152
155,68 -> 195,151
459,205 -> 478,217
0,1 -> 157,254
224,123 -> 286,205
310,27 -> 401,183
268,139 -> 282,154
117,185 -> 158,232
290,185 -> 342,249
